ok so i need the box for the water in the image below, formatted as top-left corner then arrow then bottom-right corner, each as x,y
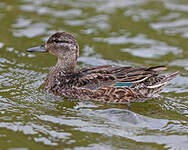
0,0 -> 188,149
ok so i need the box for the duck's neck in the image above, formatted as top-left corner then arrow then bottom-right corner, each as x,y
54,55 -> 77,75
44,51 -> 78,91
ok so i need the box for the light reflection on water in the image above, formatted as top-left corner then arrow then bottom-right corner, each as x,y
0,0 -> 188,149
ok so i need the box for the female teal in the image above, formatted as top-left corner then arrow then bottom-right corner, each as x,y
27,32 -> 179,104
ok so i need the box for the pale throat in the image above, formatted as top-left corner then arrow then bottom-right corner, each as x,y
55,52 -> 77,74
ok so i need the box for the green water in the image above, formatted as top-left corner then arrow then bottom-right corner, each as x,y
0,0 -> 188,149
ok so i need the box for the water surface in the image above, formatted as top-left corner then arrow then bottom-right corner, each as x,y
0,0 -> 188,149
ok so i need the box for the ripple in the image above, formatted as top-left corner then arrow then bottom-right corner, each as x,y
134,135 -> 188,150
150,18 -> 188,37
122,45 -> 180,58
164,1 -> 188,12
170,59 -> 188,70
13,22 -> 50,38
124,9 -> 159,21
74,144 -> 113,150
12,17 -> 32,28
34,137 -> 57,146
65,14 -> 110,32
0,122 -> 36,135
78,45 -> 122,66
32,106 -> 188,149
94,34 -> 156,45
96,0 -> 146,13
151,19 -> 188,29
159,13 -> 180,21
95,34 -> 181,58
20,5 -> 82,19
0,42 -> 4,48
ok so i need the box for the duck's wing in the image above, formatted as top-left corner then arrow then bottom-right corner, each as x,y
75,65 -> 167,90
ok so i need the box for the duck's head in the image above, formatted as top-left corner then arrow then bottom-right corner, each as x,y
27,32 -> 79,60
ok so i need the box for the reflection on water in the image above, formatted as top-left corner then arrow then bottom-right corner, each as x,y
95,34 -> 181,58
0,0 -> 187,149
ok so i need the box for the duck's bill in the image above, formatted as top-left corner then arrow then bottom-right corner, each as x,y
27,45 -> 47,53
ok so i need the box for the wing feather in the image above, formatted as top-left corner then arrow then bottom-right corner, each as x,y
75,65 -> 166,90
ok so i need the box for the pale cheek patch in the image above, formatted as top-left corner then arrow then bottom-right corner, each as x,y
59,43 -> 73,47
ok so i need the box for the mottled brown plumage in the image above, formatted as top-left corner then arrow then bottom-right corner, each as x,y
27,32 -> 179,104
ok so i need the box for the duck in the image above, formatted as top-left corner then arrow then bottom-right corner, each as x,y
27,32 -> 179,104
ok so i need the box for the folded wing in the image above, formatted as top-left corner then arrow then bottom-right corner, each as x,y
76,65 -> 167,90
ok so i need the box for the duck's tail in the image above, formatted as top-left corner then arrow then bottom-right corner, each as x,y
132,71 -> 179,100
147,71 -> 179,89
164,71 -> 180,82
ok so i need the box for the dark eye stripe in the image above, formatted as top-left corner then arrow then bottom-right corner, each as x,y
54,39 -> 70,44
62,40 -> 71,43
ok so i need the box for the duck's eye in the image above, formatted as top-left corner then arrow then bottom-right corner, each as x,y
54,39 -> 61,43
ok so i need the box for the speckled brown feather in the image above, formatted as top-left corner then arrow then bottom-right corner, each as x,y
28,32 -> 179,104
44,64 -> 178,103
